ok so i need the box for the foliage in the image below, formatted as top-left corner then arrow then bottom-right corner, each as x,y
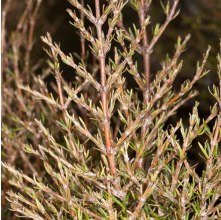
2,0 -> 221,219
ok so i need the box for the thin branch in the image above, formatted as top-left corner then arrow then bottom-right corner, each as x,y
95,0 -> 118,178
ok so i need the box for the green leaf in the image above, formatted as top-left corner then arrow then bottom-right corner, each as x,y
64,136 -> 72,151
130,1 -> 139,11
142,149 -> 153,157
57,118 -> 68,129
109,58 -> 117,70
197,127 -> 205,135
40,112 -> 45,125
6,68 -> 15,78
180,124 -> 187,138
163,163 -> 171,174
212,145 -> 218,157
198,142 -> 209,159
203,120 -> 212,135
98,208 -> 108,217
192,201 -> 200,215
123,191 -> 131,206
111,195 -> 125,209
79,117 -> 87,129
154,23 -> 161,35
118,110 -> 128,124
160,1 -> 166,11
176,142 -> 183,159
61,56 -> 70,65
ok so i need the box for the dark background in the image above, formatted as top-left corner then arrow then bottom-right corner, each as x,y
5,0 -> 220,110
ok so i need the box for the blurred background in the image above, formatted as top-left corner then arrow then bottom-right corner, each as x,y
2,0 -> 221,219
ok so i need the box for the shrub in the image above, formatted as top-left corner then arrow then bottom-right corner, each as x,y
2,0 -> 221,219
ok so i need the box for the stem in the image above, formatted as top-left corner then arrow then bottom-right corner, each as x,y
1,0 -> 11,114
52,56 -> 80,160
138,0 -> 150,169
12,44 -> 23,118
95,0 -> 117,178
139,0 -> 150,105
25,0 -> 41,84
80,0 -> 89,150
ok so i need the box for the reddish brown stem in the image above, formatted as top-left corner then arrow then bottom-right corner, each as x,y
25,0 -> 41,84
95,0 -> 117,178
12,45 -> 23,118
